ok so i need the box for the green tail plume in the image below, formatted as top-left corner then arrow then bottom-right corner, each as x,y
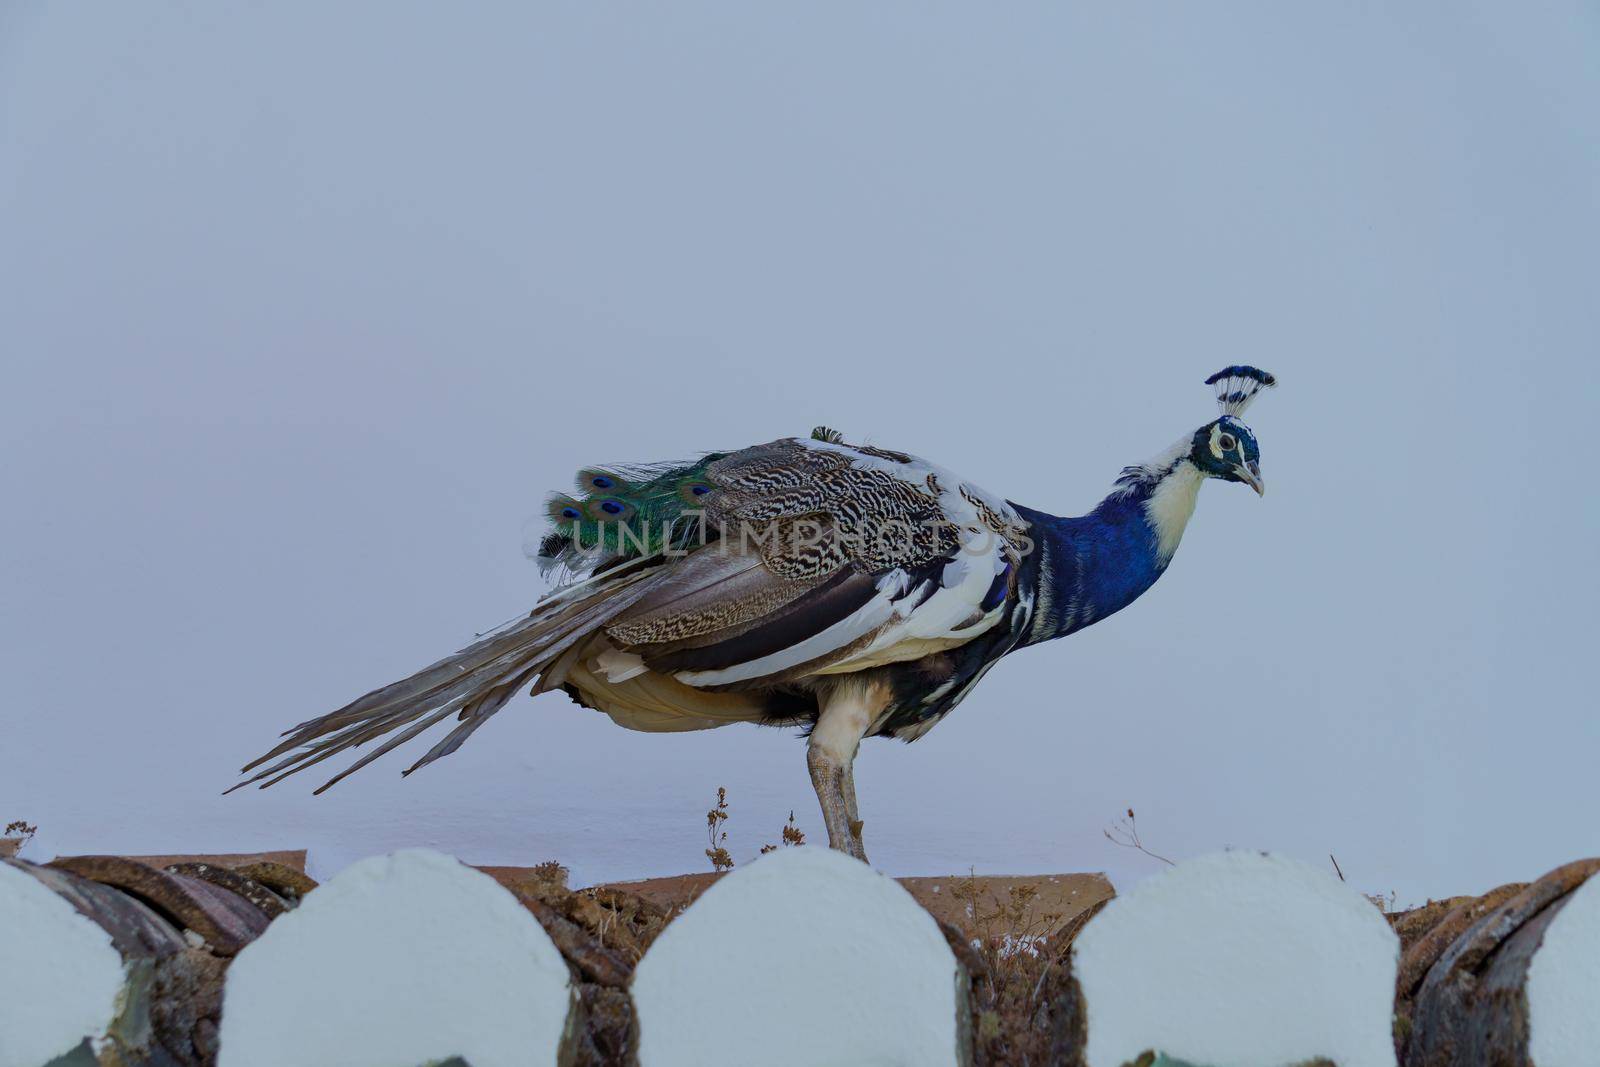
538,455 -> 727,575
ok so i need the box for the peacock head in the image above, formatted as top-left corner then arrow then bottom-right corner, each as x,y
1188,366 -> 1276,496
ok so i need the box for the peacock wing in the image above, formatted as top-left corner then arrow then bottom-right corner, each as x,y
597,435 -> 1028,690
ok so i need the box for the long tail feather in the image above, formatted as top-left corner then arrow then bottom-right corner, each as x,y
230,562 -> 666,793
401,661 -> 541,777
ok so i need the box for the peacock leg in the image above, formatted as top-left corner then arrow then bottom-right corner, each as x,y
841,759 -> 863,849
807,680 -> 883,863
807,746 -> 862,860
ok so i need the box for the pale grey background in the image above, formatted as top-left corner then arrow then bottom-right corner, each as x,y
3,3 -> 1596,904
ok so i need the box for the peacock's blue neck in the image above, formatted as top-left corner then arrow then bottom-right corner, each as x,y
1014,455 -> 1205,646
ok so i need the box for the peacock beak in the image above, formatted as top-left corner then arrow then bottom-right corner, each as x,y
1235,460 -> 1265,497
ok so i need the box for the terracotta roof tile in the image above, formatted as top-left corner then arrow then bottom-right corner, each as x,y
3,857 -> 188,958
119,849 -> 308,873
48,855 -> 271,956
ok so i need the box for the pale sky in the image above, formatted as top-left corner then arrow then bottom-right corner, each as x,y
3,2 -> 1597,905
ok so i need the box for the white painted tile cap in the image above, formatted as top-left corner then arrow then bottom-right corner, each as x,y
1072,850 -> 1398,1067
632,847 -> 964,1067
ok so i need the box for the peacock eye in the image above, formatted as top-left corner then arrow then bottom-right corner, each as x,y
560,506 -> 582,520
1218,433 -> 1237,451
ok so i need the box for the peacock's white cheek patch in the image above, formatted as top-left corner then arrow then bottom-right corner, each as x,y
1208,425 -> 1226,461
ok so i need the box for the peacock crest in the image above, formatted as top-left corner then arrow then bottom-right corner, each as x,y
1204,365 -> 1277,417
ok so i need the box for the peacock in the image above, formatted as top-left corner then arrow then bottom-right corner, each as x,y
234,367 -> 1276,861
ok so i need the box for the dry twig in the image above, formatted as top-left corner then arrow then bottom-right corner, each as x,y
1103,808 -> 1174,866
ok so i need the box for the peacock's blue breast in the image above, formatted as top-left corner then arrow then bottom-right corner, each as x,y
1018,498 -> 1170,642
1068,513 -> 1167,630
